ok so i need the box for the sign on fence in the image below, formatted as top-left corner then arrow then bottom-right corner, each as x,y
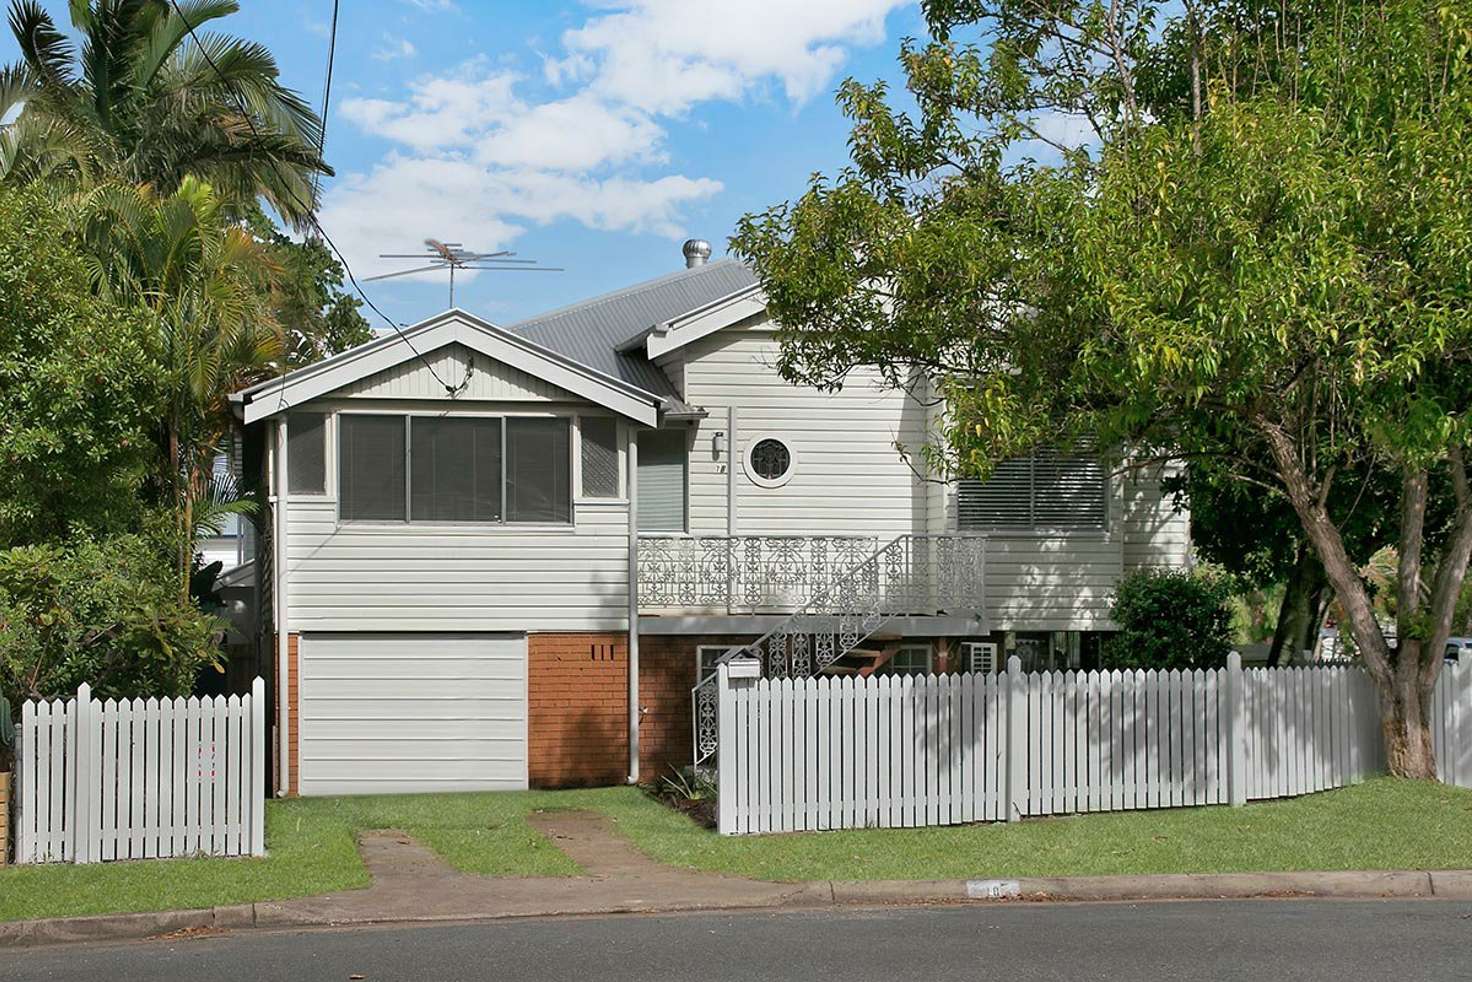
712,657 -> 1466,836
14,679 -> 266,864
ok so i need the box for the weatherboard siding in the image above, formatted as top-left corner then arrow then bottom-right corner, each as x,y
285,499 -> 630,631
1121,462 -> 1192,571
338,341 -> 578,401
679,323 -> 930,538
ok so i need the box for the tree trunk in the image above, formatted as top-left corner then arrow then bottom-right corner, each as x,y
1380,674 -> 1437,780
1268,544 -> 1325,666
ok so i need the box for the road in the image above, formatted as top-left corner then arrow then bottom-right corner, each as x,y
5,899 -> 1471,981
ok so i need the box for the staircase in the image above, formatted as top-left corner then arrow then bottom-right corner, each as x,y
820,641 -> 903,677
690,533 -> 986,767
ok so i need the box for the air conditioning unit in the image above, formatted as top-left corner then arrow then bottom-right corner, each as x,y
961,641 -> 999,674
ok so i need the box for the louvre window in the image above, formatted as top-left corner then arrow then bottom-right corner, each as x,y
410,417 -> 502,522
637,429 -> 687,532
957,450 -> 1106,530
287,412 -> 326,495
339,415 -> 406,521
580,417 -> 620,498
338,414 -> 572,525
506,417 -> 571,523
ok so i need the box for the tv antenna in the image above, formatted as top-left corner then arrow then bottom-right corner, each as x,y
365,238 -> 563,307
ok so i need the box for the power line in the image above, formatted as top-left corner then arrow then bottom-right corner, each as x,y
165,0 -> 460,397
310,0 -> 340,205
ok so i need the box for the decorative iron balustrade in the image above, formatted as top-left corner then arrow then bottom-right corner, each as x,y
691,533 -> 988,767
637,535 -> 880,613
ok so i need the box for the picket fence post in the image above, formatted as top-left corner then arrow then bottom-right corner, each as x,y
1004,656 -> 1025,822
716,663 -> 736,835
1226,652 -> 1247,806
250,677 -> 266,856
72,684 -> 93,863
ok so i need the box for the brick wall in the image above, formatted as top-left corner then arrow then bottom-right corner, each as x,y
637,635 -> 753,783
271,633 -> 300,797
526,633 -> 755,787
528,633 -> 629,788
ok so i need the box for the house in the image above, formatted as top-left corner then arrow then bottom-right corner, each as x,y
230,241 -> 1189,797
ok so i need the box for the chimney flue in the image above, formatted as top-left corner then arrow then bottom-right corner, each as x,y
682,238 -> 711,268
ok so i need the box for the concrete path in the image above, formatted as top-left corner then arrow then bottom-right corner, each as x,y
253,811 -> 829,928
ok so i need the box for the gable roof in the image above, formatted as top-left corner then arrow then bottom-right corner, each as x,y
505,259 -> 758,413
642,283 -> 767,360
233,309 -> 662,426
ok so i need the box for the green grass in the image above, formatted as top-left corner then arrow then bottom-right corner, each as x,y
0,803 -> 368,923
612,778 -> 1472,881
3,777 -> 1470,923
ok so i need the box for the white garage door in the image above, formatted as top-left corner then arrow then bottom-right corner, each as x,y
298,633 -> 528,795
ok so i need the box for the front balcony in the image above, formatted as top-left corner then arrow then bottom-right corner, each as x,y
635,533 -> 988,618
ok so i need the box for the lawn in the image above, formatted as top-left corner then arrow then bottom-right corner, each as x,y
2,778 -> 1470,923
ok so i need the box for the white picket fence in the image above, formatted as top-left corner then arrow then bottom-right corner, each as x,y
14,679 -> 266,864
713,655 -> 1426,835
1431,661 -> 1472,789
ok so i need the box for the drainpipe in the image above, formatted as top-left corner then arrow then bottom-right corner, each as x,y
274,417 -> 291,798
626,431 -> 640,785
726,406 -> 737,614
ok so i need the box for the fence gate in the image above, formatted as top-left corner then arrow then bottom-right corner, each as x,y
13,679 -> 267,864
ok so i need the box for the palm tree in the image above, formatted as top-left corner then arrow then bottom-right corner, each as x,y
1,0 -> 327,225
72,176 -> 284,591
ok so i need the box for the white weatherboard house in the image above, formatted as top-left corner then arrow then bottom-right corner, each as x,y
231,241 -> 1189,797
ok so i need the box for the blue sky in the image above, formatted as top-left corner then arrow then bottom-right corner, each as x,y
4,1 -> 934,325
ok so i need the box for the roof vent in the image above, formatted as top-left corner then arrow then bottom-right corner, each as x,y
682,238 -> 711,268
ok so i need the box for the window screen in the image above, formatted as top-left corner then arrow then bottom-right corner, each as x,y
580,417 -> 620,498
637,429 -> 687,532
506,417 -> 571,523
957,451 -> 1106,530
339,415 -> 406,521
411,417 -> 502,522
287,412 -> 326,495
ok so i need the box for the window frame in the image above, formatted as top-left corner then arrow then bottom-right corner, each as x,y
576,415 -> 625,502
955,451 -> 1111,535
742,432 -> 797,489
334,408 -> 577,530
286,412 -> 329,497
696,644 -> 737,685
636,427 -> 691,534
882,642 -> 934,678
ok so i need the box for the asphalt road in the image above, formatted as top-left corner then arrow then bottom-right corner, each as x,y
5,899 -> 1472,981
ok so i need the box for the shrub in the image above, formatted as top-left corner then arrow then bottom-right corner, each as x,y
0,530 -> 224,706
1101,568 -> 1235,671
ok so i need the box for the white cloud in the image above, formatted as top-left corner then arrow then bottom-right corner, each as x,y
319,155 -> 720,277
1028,111 -> 1096,150
558,0 -> 907,113
341,67 -> 521,151
474,94 -> 664,172
372,36 -> 418,62
330,0 -> 907,280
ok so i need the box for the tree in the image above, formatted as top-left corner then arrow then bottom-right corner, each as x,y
245,209 -> 373,367
0,527 -> 222,703
0,0 -> 328,225
0,183 -> 162,546
1100,568 -> 1235,670
1177,457 -> 1403,665
732,0 -> 1472,777
72,177 -> 283,593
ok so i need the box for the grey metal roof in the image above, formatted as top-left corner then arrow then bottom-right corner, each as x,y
506,259 -> 758,413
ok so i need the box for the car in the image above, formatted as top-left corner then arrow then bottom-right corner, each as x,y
1445,638 -> 1472,662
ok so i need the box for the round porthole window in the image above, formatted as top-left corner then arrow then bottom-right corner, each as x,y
745,436 -> 795,488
